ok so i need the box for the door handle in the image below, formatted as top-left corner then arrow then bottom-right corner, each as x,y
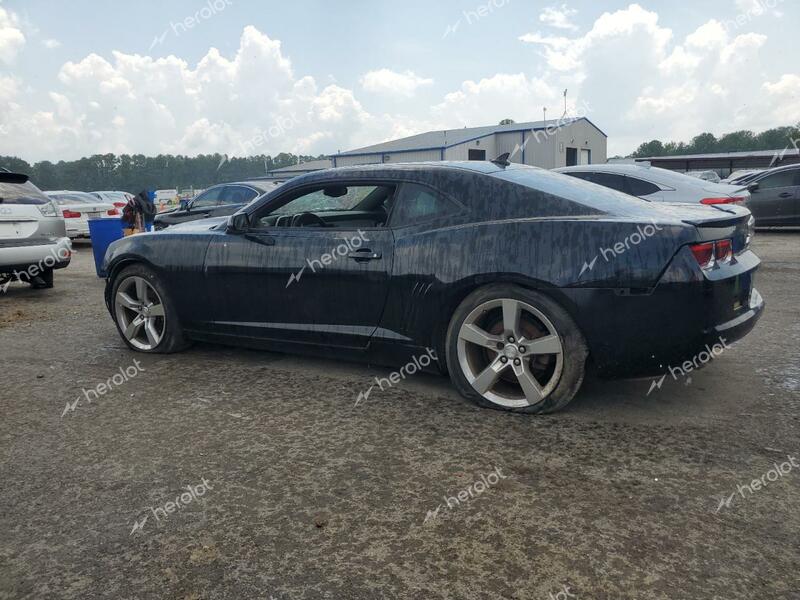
779,192 -> 793,198
245,233 -> 276,246
348,248 -> 382,261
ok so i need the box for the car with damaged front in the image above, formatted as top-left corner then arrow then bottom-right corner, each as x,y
102,161 -> 764,414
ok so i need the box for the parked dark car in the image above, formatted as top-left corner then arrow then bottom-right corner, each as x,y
103,162 -> 763,414
153,180 -> 280,230
744,165 -> 800,226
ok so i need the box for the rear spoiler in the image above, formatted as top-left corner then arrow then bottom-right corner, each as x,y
681,205 -> 751,228
0,172 -> 30,184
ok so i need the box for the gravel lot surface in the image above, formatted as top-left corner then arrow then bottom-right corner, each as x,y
1,232 -> 798,599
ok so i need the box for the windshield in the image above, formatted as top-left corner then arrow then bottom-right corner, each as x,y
0,181 -> 50,205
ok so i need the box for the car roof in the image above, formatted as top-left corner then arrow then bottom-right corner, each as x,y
751,164 -> 800,178
290,160 -> 529,182
210,180 -> 281,193
554,163 -> 711,187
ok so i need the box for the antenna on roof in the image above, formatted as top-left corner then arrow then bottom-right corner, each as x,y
543,106 -> 547,126
562,89 -> 568,118
491,152 -> 511,167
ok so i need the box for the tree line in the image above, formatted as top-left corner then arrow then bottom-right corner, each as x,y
629,124 -> 800,158
0,152 -> 325,193
3,122 -> 799,192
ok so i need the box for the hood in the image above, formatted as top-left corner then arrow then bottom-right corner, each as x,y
162,216 -> 228,232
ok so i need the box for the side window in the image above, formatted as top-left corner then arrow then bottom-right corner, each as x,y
626,176 -> 660,196
191,187 -> 224,208
254,184 -> 396,229
221,185 -> 258,205
564,172 -> 593,182
588,172 -> 628,193
389,183 -> 458,228
272,185 -> 385,215
758,169 -> 798,190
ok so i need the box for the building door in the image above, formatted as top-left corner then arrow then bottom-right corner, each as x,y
566,147 -> 578,166
580,149 -> 591,165
468,149 -> 486,161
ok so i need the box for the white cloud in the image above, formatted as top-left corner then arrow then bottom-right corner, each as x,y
360,69 -> 433,97
0,6 -> 25,64
42,38 -> 61,49
539,4 -> 578,31
0,26 -> 435,160
1,4 -> 797,162
432,73 -> 561,126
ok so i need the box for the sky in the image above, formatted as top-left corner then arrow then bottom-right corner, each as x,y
0,0 -> 798,162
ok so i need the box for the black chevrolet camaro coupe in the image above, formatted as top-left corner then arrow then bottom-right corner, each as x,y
103,161 -> 764,413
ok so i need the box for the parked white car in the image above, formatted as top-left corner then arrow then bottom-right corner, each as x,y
553,164 -> 751,206
686,170 -> 721,183
0,172 -> 71,290
45,191 -> 119,239
90,190 -> 133,209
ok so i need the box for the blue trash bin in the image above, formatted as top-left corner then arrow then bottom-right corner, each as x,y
88,218 -> 124,278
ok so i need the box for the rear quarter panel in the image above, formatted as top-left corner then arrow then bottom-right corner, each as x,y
378,217 -> 696,353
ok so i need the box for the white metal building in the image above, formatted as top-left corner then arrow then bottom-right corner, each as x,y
331,118 -> 607,169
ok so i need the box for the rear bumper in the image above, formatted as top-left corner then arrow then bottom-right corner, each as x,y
561,248 -> 764,378
713,287 -> 764,342
0,237 -> 72,274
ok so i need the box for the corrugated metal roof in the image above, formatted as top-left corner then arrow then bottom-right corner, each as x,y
334,117 -> 601,157
270,159 -> 333,173
637,149 -> 800,161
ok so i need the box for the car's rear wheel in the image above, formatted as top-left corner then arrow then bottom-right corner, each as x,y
111,264 -> 189,353
445,284 -> 587,414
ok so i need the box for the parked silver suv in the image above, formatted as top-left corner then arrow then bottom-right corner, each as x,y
0,171 -> 71,290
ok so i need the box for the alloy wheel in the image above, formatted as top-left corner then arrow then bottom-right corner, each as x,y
456,298 -> 564,408
114,276 -> 166,351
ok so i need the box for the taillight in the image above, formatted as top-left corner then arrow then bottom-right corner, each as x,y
62,210 -> 81,218
690,242 -> 715,269
745,215 -> 755,248
107,209 -> 119,216
714,239 -> 732,264
113,201 -> 126,208
701,197 -> 745,205
690,239 -> 733,270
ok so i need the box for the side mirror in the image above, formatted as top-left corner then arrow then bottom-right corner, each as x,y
180,199 -> 190,210
748,183 -> 759,193
226,212 -> 250,233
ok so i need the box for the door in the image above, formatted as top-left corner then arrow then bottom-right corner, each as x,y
748,168 -> 800,225
566,147 -> 578,166
203,182 -> 396,348
580,149 -> 591,165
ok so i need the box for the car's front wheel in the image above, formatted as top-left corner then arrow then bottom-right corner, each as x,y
445,284 -> 587,414
111,264 -> 189,353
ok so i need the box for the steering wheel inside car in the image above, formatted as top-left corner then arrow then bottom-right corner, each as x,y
290,212 -> 328,227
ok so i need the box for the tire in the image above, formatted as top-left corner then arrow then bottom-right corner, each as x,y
32,268 -> 54,289
445,284 -> 587,414
110,264 -> 190,353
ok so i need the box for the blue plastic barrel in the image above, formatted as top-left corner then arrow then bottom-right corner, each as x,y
88,218 -> 124,278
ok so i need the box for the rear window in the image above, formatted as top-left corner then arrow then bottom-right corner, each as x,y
0,181 -> 50,205
493,167 -> 651,216
50,194 -> 93,205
